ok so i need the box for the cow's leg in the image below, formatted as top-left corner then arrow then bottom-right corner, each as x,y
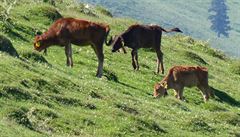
156,49 -> 164,74
92,44 -> 104,78
65,43 -> 73,67
197,85 -> 210,102
131,49 -> 137,70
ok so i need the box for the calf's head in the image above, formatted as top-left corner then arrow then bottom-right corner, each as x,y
153,82 -> 168,98
111,36 -> 126,53
33,35 -> 47,52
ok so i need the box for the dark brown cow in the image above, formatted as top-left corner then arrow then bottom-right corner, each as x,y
111,24 -> 182,74
34,17 -> 112,78
153,66 -> 214,102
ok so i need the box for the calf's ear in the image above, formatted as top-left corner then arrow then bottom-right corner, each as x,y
121,46 -> 127,54
35,30 -> 42,35
36,41 -> 41,47
119,36 -> 127,54
161,81 -> 168,89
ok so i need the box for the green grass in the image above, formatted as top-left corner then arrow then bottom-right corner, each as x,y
0,0 -> 240,136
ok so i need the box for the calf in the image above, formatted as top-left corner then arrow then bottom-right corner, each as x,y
153,66 -> 214,102
34,18 -> 112,78
111,24 -> 182,74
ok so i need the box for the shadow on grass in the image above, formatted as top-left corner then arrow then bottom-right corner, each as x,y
211,87 -> 240,107
8,29 -> 29,42
103,69 -> 140,90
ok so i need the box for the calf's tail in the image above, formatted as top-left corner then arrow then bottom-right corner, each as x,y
105,26 -> 113,46
160,27 -> 183,33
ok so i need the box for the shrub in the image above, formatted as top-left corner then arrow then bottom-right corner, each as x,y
67,3 -> 97,17
96,6 -> 113,17
28,5 -> 62,21
206,48 -> 227,60
182,51 -> 208,65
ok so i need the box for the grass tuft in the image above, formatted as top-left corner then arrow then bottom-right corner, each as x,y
136,119 -> 167,134
186,117 -> 215,133
8,107 -> 58,133
115,104 -> 139,115
0,86 -> 32,100
0,34 -> 19,57
182,51 -> 208,65
28,5 -> 62,21
21,52 -> 48,64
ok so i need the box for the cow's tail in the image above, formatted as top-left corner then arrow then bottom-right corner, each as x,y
105,25 -> 113,46
159,27 -> 183,33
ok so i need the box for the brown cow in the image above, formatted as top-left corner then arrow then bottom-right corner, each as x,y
111,24 -> 182,74
34,18 -> 112,78
153,66 -> 214,102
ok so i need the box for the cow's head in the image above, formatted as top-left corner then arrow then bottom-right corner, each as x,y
33,35 -> 47,52
111,35 -> 126,53
153,81 -> 168,98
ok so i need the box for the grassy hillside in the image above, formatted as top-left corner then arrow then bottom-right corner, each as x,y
0,0 -> 240,136
78,0 -> 240,57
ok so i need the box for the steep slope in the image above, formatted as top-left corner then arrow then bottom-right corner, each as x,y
0,0 -> 240,136
79,0 -> 240,57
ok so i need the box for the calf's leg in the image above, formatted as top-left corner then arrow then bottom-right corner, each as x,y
175,86 -> 184,100
134,50 -> 139,70
92,44 -> 104,78
197,85 -> 210,102
174,90 -> 179,99
43,49 -> 47,55
65,43 -> 73,67
156,50 -> 164,74
131,50 -> 137,70
178,87 -> 184,100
